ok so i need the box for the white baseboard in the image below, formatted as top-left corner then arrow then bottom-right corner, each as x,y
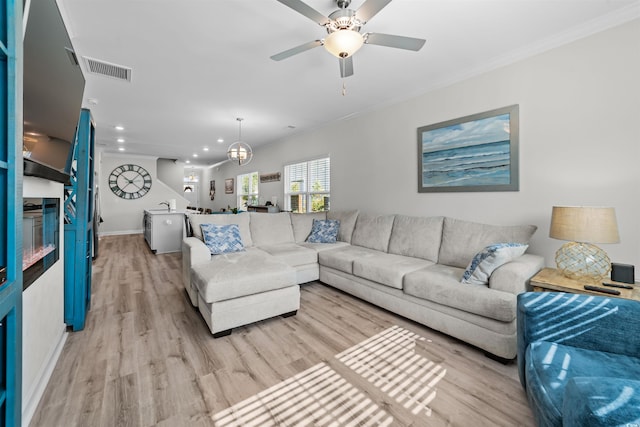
99,229 -> 142,236
22,329 -> 68,427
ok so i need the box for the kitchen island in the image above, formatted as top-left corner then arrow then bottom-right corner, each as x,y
143,209 -> 188,254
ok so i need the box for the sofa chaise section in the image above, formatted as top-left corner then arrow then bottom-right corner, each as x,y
191,248 -> 298,337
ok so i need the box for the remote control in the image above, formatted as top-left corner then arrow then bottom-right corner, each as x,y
584,285 -> 620,295
602,282 -> 634,290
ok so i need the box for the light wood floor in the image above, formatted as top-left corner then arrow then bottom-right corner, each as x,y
30,234 -> 534,426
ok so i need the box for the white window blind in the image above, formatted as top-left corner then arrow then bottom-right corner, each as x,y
237,171 -> 259,210
284,157 -> 330,213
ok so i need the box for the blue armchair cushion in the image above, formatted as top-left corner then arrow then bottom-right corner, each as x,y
525,341 -> 640,427
563,377 -> 640,427
518,292 -> 640,427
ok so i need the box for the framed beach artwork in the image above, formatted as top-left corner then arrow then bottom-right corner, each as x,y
417,105 -> 519,193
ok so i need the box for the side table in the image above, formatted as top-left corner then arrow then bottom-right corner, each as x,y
530,268 -> 640,302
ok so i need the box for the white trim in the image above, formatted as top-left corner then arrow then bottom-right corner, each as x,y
22,328 -> 68,427
100,229 -> 143,236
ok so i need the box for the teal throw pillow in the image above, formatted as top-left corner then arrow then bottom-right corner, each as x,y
200,223 -> 245,255
461,243 -> 528,286
306,219 -> 340,243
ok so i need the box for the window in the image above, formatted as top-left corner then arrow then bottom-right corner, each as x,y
284,157 -> 330,213
237,171 -> 259,210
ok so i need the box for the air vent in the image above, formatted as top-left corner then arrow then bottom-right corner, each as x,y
82,56 -> 132,82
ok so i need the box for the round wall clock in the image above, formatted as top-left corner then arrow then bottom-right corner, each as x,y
109,164 -> 152,199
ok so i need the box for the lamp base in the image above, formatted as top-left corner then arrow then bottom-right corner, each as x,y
555,241 -> 611,282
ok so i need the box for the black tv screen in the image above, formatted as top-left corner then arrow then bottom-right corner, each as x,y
23,0 -> 85,182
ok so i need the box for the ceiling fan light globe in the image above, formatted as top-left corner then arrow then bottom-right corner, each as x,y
324,29 -> 364,58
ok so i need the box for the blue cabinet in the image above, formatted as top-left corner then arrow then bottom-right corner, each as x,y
64,109 -> 95,331
1,0 -> 23,424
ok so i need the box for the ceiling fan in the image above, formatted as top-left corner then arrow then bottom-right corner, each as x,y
270,0 -> 426,78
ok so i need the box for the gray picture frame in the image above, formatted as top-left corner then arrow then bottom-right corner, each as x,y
417,105 -> 519,193
224,178 -> 234,194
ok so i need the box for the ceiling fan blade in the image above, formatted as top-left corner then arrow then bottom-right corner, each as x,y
276,0 -> 330,26
339,56 -> 353,78
365,33 -> 426,51
270,40 -> 322,61
356,0 -> 392,24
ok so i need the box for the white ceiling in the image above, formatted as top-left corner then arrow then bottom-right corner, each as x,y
57,0 -> 639,167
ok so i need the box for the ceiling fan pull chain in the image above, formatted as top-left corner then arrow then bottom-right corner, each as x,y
342,79 -> 347,96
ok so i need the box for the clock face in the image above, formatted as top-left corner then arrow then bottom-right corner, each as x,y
109,164 -> 152,199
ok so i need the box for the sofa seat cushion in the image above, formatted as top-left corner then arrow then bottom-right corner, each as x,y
318,245 -> 382,274
525,341 -> 640,427
353,253 -> 434,289
403,264 -> 516,322
191,248 -> 297,303
258,243 -> 318,267
299,241 -> 350,252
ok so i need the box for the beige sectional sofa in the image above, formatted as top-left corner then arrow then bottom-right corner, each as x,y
182,210 -> 544,359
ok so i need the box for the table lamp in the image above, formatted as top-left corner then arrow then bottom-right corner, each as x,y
549,206 -> 620,282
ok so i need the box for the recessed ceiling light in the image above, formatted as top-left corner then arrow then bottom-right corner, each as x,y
203,147 -> 209,151
217,138 -> 224,143
118,147 -> 125,151
117,138 -> 125,143
115,125 -> 124,131
192,153 -> 198,158
186,160 -> 190,164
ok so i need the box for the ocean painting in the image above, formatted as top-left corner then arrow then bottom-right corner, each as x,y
418,106 -> 518,192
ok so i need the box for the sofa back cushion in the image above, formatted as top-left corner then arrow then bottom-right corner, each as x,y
290,212 -> 327,243
327,210 -> 359,243
249,212 -> 295,246
351,213 -> 395,252
189,212 -> 253,247
438,217 -> 537,268
388,215 -> 444,262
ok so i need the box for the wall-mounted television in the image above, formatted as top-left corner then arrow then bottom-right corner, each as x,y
23,0 -> 86,183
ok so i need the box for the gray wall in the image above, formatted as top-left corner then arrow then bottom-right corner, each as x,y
98,152 -> 189,234
209,19 -> 640,269
157,158 -> 186,194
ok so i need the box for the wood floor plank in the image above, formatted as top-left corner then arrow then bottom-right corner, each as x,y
29,234 -> 534,426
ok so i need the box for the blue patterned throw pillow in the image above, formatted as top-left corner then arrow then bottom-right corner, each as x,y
461,243 -> 528,286
200,223 -> 245,255
306,219 -> 340,243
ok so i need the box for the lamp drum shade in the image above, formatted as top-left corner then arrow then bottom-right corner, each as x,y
550,206 -> 620,282
549,206 -> 619,243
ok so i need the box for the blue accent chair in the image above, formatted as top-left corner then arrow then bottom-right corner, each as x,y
517,292 -> 640,427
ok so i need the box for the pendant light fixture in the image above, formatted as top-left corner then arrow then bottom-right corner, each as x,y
227,118 -> 253,166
